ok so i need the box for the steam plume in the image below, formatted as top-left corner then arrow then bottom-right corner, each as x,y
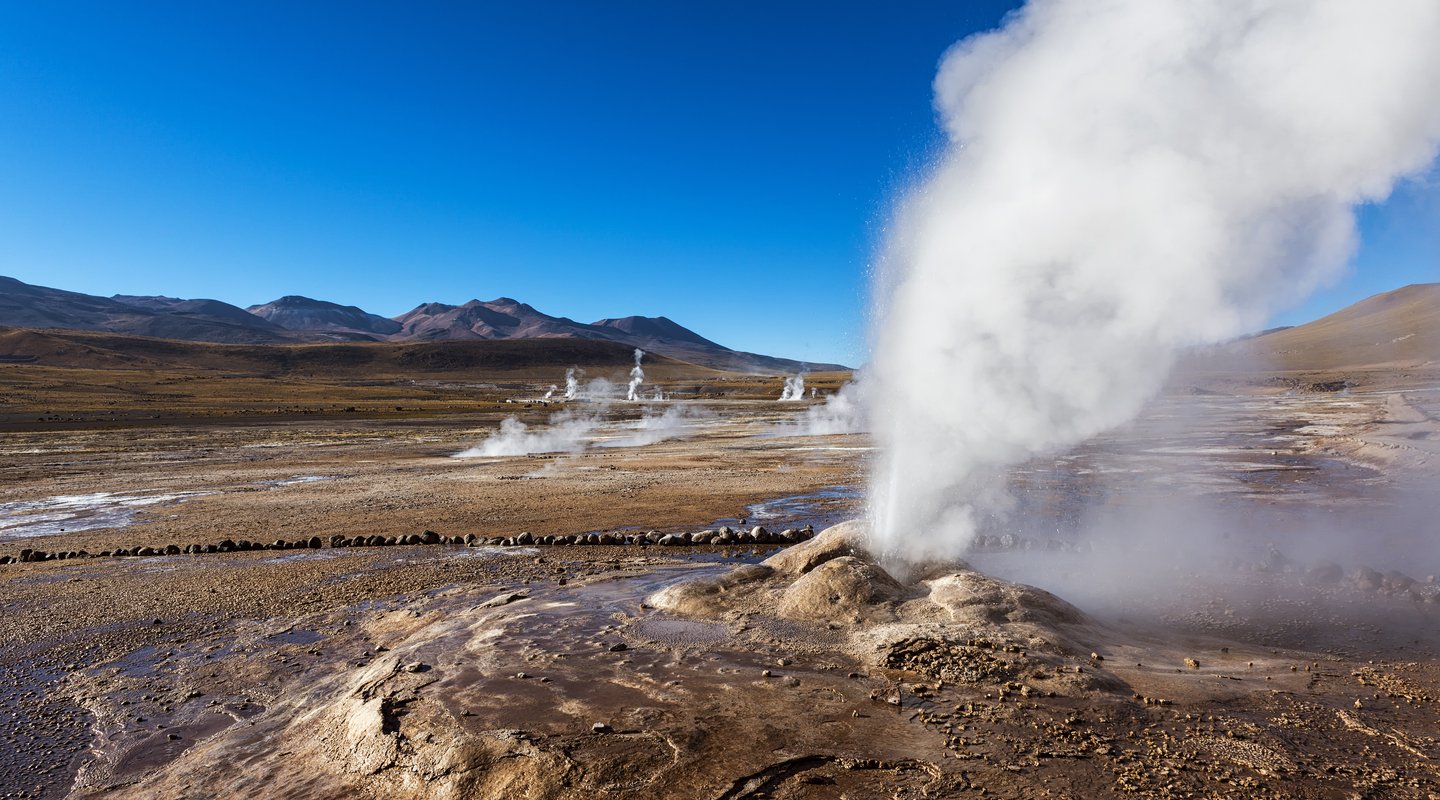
779,372 -> 807,402
869,0 -> 1440,563
563,367 -> 580,400
627,348 -> 646,402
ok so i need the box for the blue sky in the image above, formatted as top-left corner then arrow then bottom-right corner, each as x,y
0,2 -> 1435,366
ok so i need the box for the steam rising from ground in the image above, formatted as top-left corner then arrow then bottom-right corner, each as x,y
455,410 -> 599,457
779,372 -> 807,401
785,380 -> 868,436
563,368 -> 580,400
868,0 -> 1440,563
455,403 -> 711,458
627,349 -> 646,402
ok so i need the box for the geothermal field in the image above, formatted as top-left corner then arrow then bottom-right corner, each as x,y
1,289 -> 1439,798
4,0 -> 1440,798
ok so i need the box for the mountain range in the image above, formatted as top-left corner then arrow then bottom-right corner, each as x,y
0,276 -> 844,373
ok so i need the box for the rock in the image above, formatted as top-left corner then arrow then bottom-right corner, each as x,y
591,722 -> 613,734
751,525 -> 769,542
1185,658 -> 1201,670
607,643 -> 628,652
659,534 -> 684,546
272,540 -> 287,549
164,544 -> 181,555
1307,561 -> 1343,583
421,531 -> 440,545
516,532 -> 534,546
776,555 -> 904,625
308,536 -> 322,549
690,531 -> 713,544
763,521 -> 868,576
646,564 -> 775,618
401,662 -> 428,673
330,535 -> 346,547
478,591 -> 529,609
1383,571 -> 1416,593
1347,566 -> 1384,591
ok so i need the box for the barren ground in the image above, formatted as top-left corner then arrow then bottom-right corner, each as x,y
1,364 -> 1437,799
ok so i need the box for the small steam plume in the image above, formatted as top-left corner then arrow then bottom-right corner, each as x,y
542,385 -> 558,401
626,348 -> 646,402
454,409 -> 600,457
781,379 -> 868,436
779,372 -> 807,402
562,368 -> 580,400
869,0 -> 1440,564
599,404 -> 712,448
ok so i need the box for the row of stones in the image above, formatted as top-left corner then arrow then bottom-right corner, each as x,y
0,523 -> 814,565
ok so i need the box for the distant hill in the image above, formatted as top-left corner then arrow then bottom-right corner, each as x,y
112,295 -> 286,331
1242,283 -> 1439,371
393,297 -> 602,341
1179,283 -> 1439,380
0,275 -> 847,372
0,277 -> 289,344
247,295 -> 401,337
0,326 -> 715,378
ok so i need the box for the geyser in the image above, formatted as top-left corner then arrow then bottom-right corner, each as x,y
626,348 -> 646,402
779,372 -> 806,402
868,0 -> 1440,564
563,367 -> 580,400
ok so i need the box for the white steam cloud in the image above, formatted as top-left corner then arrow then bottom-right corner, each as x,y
627,349 -> 646,402
868,0 -> 1440,563
455,410 -> 600,457
779,372 -> 807,402
599,405 -> 713,448
563,367 -> 580,400
786,380 -> 868,436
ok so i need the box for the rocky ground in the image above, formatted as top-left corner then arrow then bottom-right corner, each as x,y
1,376 -> 1438,798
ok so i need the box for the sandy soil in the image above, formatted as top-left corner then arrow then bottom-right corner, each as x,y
2,371 -> 1438,798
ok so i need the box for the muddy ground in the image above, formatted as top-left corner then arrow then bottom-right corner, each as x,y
1,371 -> 1438,798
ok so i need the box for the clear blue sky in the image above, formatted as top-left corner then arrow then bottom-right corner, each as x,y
1,2 -> 1435,366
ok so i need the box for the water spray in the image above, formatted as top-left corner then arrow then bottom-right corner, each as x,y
627,349 -> 646,402
779,372 -> 807,402
867,0 -> 1440,564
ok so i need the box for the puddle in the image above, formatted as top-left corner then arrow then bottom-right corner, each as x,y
252,475 -> 339,488
0,491 -> 214,541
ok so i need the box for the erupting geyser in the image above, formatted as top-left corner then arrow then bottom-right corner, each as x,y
779,372 -> 806,402
563,367 -> 580,401
627,348 -> 646,402
867,0 -> 1440,564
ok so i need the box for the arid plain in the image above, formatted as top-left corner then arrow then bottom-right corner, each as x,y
2,287 -> 1439,799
